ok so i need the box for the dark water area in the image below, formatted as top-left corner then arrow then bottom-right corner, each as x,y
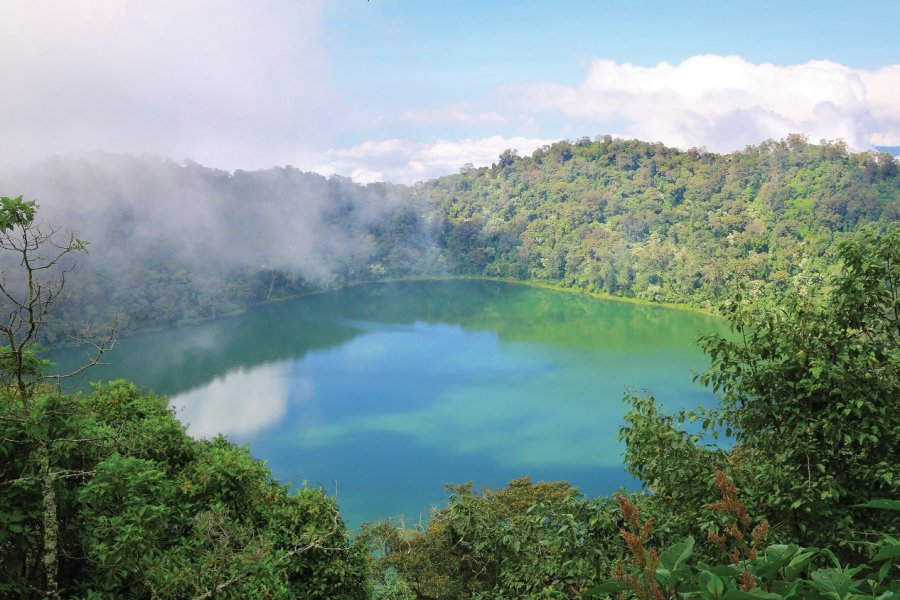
48,280 -> 727,528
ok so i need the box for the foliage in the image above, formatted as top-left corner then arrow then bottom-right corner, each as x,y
359,227 -> 899,598
429,137 -> 899,308
0,380 -> 369,598
3,140 -> 899,595
617,393 -> 732,548
21,136 -> 900,345
0,195 -> 104,397
693,229 -> 900,551
618,229 -> 899,558
359,477 -> 624,599
0,199 -> 368,597
587,473 -> 899,600
0,195 -> 115,597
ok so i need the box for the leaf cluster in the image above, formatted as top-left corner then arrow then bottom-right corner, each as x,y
0,381 -> 369,598
360,477 -> 624,599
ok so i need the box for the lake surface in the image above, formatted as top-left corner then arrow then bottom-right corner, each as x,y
49,280 -> 726,528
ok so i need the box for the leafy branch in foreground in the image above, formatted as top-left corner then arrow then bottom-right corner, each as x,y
0,195 -> 115,598
589,471 -> 898,600
695,228 -> 899,551
622,229 -> 899,556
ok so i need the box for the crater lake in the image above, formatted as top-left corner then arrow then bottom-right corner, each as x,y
48,280 -> 726,528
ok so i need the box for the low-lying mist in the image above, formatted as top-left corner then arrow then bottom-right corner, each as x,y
0,153 -> 443,340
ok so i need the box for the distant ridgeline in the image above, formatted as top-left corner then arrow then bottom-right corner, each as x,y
3,135 -> 898,343
426,135 -> 899,305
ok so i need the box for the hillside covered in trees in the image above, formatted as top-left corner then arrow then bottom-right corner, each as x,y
1,196 -> 896,597
1,136 -> 897,343
428,135 -> 899,305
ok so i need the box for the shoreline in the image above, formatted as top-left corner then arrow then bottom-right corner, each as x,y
49,275 -> 723,350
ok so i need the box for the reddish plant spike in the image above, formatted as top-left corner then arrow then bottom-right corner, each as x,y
751,520 -> 770,545
740,568 -> 757,592
615,492 -> 642,528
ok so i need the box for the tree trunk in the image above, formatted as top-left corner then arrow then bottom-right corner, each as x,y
37,441 -> 59,598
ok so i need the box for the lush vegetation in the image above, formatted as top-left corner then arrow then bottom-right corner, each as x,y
9,137 -> 897,344
1,136 -> 898,597
429,136 -> 898,306
1,381 -> 368,598
359,229 -> 899,599
0,197 -> 368,598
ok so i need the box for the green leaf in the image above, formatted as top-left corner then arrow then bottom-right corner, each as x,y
784,550 -> 817,579
853,499 -> 900,511
810,568 -> 858,600
585,580 -> 629,596
710,564 -> 741,578
660,536 -> 695,571
700,570 -> 726,600
872,542 -> 900,562
724,589 -> 783,600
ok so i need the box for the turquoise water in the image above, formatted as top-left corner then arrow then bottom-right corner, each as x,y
48,280 -> 725,527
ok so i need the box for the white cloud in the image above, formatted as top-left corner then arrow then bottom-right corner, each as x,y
0,0 -> 333,170
870,133 -> 900,146
5,4 -> 897,185
509,55 -> 900,152
315,135 -> 554,184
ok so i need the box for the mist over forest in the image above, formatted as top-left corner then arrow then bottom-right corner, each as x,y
0,152 -> 444,339
1,135 -> 897,344
2,152 -> 430,276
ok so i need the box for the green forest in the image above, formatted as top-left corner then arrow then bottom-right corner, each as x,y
1,137 -> 898,598
13,135 -> 895,344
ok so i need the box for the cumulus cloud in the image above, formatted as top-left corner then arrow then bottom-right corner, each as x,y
5,1 -> 897,186
0,0 -> 335,171
508,55 -> 900,152
316,135 -> 554,184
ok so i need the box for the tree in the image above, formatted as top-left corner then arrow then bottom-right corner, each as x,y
360,478 -> 623,599
621,228 -> 899,556
0,195 -> 115,597
698,229 -> 899,551
496,148 -> 520,169
0,197 -> 368,598
1,380 -> 370,598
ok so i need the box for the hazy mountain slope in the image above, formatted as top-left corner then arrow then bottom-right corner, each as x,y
1,154 -> 440,341
1,136 -> 897,342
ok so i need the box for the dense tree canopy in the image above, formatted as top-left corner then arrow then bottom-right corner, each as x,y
428,136 -> 899,307
0,381 -> 369,598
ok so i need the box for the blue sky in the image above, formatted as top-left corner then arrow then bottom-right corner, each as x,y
2,0 -> 898,183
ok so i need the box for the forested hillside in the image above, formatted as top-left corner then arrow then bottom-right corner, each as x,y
429,135 -> 899,306
2,136 -> 897,342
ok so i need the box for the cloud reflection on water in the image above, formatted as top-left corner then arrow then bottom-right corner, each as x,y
171,363 -> 290,438
167,321 -> 708,473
